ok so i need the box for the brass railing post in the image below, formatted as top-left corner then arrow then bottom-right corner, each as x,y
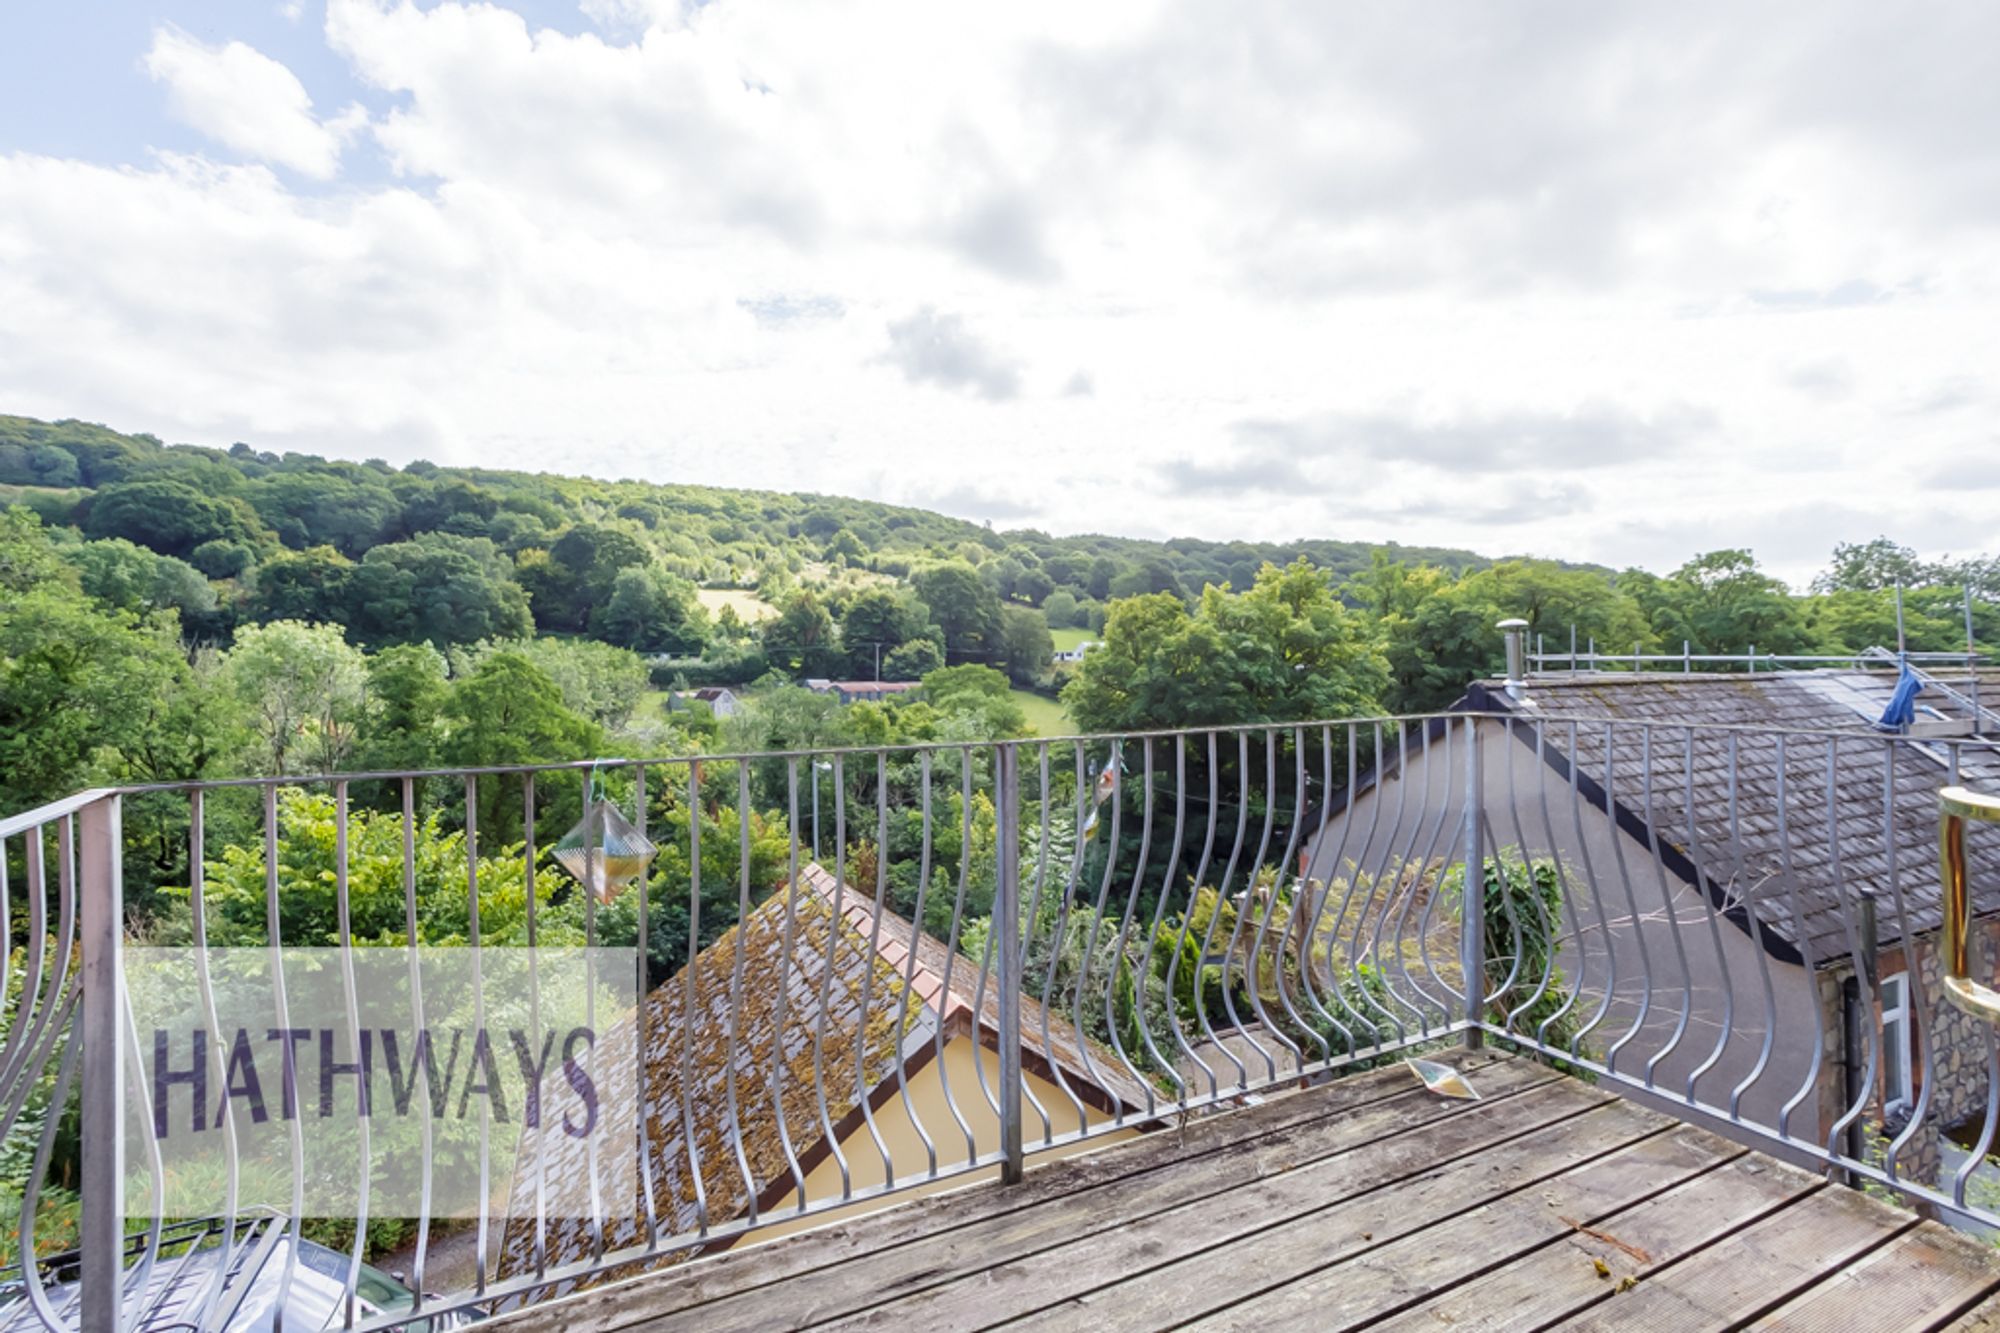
1941,786 -> 2000,1021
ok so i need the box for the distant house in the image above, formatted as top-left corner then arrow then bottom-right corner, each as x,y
671,686 -> 742,717
499,863 -> 1153,1285
1304,663 -> 2000,1197
808,680 -> 924,704
1053,641 -> 1100,664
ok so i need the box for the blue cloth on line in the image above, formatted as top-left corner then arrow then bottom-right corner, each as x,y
1876,665 -> 1924,731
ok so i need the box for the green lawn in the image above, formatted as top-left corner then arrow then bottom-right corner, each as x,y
1010,688 -> 1073,737
1049,626 -> 1094,651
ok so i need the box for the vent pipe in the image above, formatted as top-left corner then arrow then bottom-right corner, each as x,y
1497,618 -> 1530,701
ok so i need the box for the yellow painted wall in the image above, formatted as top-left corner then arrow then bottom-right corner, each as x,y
734,1037 -> 1140,1245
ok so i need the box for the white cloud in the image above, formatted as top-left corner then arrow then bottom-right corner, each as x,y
0,0 -> 1996,585
143,26 -> 351,179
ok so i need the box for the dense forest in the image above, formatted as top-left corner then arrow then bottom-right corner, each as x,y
3,407 -> 1996,824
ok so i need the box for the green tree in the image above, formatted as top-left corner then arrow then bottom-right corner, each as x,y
911,561 -> 1002,664
998,604 -> 1054,686
249,546 -> 355,623
596,565 -> 702,653
838,586 -> 930,677
344,536 -> 533,647
66,538 -> 217,619
921,664 -> 1028,738
1459,559 -> 1649,653
1065,560 -> 1388,732
883,637 -> 944,680
1380,571 -> 1502,713
354,643 -> 450,774
223,620 -> 369,774
189,539 -> 252,579
247,471 -> 401,555
439,652 -> 604,839
1042,589 -> 1080,629
761,588 -> 839,676
82,478 -> 267,560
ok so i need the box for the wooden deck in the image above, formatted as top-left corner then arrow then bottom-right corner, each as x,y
495,1053 -> 2000,1331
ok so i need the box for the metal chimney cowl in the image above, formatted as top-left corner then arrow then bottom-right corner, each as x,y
1497,618 -> 1530,701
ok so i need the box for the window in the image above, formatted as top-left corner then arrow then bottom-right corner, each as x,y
1881,973 -> 1914,1115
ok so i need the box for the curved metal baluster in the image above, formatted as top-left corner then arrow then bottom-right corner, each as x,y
1165,733 -> 1226,1102
967,748 -> 1005,1125
399,778 -> 437,1304
1879,740 -> 1934,1181
1327,722 -> 1393,1053
1728,733 -> 1784,1122
1206,734 -> 1262,1089
1034,743 -> 1090,1132
260,787 -> 307,1332
1566,721 -> 1623,1059
931,749 -> 978,1161
1822,739 -> 1879,1167
1532,720 -> 1595,1054
1248,728 -> 1312,1072
1499,717 -> 1558,1037
630,765 -> 661,1252
1099,738 -> 1158,1121
1264,728 -> 1329,1071
186,790 -> 244,1329
1131,736 -> 1191,1107
1776,735 -> 1828,1140
1601,725 -> 1659,1078
723,764 -> 763,1217
1224,728 -> 1304,1080
334,783 -> 371,1330
1394,719 -> 1455,1032
1176,732 -> 1240,1096
467,777 -> 494,1297
892,754 -> 943,1175
1015,745 -> 1056,1143
681,763 -> 716,1226
1948,744 -> 2000,1211
1291,725 -> 1357,1057
1367,722 -> 1430,1036
1639,726 -> 1699,1092
1682,729 -> 1740,1105
14,1022 -> 80,1333
1070,741 -> 1134,1109
770,761 -> 813,1205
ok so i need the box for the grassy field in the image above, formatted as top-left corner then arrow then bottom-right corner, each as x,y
1049,626 -> 1095,651
696,588 -> 778,623
1010,688 -> 1073,737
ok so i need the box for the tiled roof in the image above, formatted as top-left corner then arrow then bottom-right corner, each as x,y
498,863 -> 1151,1284
1475,672 -> 2000,966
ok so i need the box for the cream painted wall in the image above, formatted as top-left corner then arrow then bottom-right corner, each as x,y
733,1036 -> 1139,1246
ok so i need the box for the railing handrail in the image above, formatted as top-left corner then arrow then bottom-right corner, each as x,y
38,709 -> 1998,808
0,787 -> 117,840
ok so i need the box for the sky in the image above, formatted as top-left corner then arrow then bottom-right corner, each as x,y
2,1 -> 1997,586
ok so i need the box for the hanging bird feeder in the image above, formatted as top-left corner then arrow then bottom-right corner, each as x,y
554,769 -> 657,905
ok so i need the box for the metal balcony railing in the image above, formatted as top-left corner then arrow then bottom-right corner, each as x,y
2,714 -> 1999,1330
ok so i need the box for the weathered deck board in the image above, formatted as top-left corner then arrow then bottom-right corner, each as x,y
1543,1183 -> 1916,1331
847,1083 -> 1636,1330
491,1053 -> 2000,1333
499,1051 -> 1530,1333
1370,1155 -> 1826,1332
636,1060 -> 1566,1333
1181,1124 -> 1745,1330
1747,1226 -> 2000,1331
